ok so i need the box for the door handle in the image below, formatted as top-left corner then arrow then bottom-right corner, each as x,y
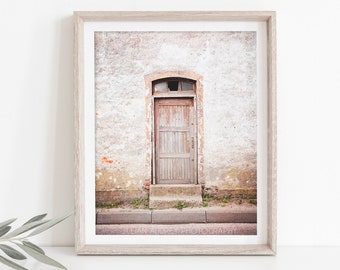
191,137 -> 194,149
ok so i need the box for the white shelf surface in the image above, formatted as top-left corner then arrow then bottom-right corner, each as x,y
4,246 -> 340,270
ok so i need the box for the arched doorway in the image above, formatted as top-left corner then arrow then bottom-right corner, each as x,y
145,71 -> 204,186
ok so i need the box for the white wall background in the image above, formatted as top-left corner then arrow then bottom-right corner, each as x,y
1,0 -> 340,247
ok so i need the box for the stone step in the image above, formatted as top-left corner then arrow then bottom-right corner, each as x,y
149,184 -> 202,196
149,184 -> 203,209
149,196 -> 203,209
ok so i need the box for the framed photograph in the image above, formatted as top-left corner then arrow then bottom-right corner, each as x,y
74,11 -> 276,255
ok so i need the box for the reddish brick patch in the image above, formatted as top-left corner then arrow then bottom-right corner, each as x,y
102,157 -> 113,164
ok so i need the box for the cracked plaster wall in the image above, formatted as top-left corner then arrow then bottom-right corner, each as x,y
95,31 -> 257,201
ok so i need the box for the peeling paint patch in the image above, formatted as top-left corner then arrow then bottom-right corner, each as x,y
102,156 -> 114,164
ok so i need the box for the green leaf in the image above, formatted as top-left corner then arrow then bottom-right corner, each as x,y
0,226 -> 11,237
4,220 -> 48,239
0,255 -> 28,270
0,218 -> 17,229
0,244 -> 27,260
22,240 -> 45,255
22,214 -> 47,226
27,213 -> 71,237
15,243 -> 67,269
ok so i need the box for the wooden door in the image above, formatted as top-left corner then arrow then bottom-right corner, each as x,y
154,98 -> 196,184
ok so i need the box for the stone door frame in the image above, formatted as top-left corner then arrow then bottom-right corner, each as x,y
145,71 -> 204,185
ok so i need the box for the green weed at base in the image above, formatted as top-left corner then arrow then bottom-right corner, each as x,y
203,193 -> 211,201
222,195 -> 232,204
96,201 -> 122,208
202,193 -> 211,207
131,199 -> 142,208
249,199 -> 257,205
173,201 -> 187,210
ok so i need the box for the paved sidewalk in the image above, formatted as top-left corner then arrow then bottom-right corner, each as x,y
96,223 -> 257,235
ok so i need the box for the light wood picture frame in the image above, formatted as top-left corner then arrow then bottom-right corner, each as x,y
74,11 -> 276,255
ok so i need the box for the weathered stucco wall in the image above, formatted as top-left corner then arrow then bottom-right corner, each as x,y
95,31 -> 256,202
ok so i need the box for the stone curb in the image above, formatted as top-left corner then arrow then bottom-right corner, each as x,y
206,208 -> 257,223
152,209 -> 206,224
97,207 -> 256,224
97,210 -> 151,224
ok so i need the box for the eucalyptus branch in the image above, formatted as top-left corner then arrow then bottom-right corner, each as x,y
0,213 -> 71,270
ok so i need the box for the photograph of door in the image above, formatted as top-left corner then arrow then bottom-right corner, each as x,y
154,98 -> 197,184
